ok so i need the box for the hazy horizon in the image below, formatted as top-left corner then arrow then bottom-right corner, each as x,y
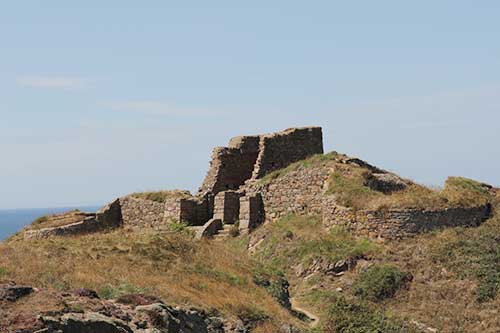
1,2 -> 499,209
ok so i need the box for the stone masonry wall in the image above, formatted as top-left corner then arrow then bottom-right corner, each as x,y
179,196 -> 210,226
120,196 -> 170,230
121,195 -> 210,228
322,196 -> 492,239
244,164 -> 330,222
198,127 -> 323,195
198,136 -> 260,195
239,194 -> 264,234
251,127 -> 324,179
24,199 -> 123,239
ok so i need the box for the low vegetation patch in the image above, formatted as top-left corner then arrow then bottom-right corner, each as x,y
99,282 -> 149,299
32,215 -> 49,226
353,264 -> 411,302
168,220 -> 192,234
251,215 -> 376,275
432,214 -> 500,303
132,190 -> 192,203
322,296 -> 413,333
253,268 -> 291,309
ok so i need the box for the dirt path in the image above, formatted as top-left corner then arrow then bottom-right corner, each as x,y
290,297 -> 320,328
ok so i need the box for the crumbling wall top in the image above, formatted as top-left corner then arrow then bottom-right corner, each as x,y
251,126 -> 323,179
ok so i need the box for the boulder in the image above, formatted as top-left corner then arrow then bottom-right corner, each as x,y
96,198 -> 123,228
364,173 -> 408,194
0,284 -> 33,302
194,219 -> 223,239
40,312 -> 133,333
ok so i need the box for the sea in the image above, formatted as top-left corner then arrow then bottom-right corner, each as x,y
0,205 -> 101,241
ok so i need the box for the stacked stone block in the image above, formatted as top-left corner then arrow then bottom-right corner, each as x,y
121,195 -> 210,228
198,136 -> 260,196
213,191 -> 241,224
244,164 -> 330,222
239,194 -> 264,234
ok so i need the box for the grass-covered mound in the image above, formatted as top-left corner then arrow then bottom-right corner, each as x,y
353,264 -> 411,302
326,162 -> 491,210
0,230 -> 301,331
256,151 -> 492,212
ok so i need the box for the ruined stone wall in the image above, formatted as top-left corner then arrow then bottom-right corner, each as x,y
322,197 -> 492,239
120,196 -> 171,230
198,136 -> 260,195
178,197 -> 210,226
251,127 -> 323,179
120,195 -> 209,228
24,217 -> 106,239
24,199 -> 123,239
198,127 -> 323,195
244,165 -> 330,222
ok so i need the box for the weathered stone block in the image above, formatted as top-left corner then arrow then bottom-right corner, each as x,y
194,218 -> 223,239
213,190 -> 241,224
239,194 -> 264,234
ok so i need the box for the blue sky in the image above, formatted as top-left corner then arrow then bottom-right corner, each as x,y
1,1 -> 499,209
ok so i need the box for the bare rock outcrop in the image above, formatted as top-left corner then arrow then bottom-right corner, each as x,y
0,283 -> 242,333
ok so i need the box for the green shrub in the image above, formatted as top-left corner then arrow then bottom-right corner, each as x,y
229,221 -> 240,237
32,215 -> 49,225
253,269 -> 291,310
354,264 -> 411,301
98,282 -> 147,299
0,267 -> 7,277
233,303 -> 269,325
168,220 -> 190,233
323,296 -> 411,332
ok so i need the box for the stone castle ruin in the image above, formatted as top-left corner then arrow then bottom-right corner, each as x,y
23,126 -> 493,240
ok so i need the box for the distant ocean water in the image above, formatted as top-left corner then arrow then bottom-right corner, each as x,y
0,206 -> 101,241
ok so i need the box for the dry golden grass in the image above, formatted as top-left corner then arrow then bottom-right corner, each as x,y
131,190 -> 193,203
28,210 -> 91,230
0,229 -> 301,329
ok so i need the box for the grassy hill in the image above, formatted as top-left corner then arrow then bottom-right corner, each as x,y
0,152 -> 498,332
